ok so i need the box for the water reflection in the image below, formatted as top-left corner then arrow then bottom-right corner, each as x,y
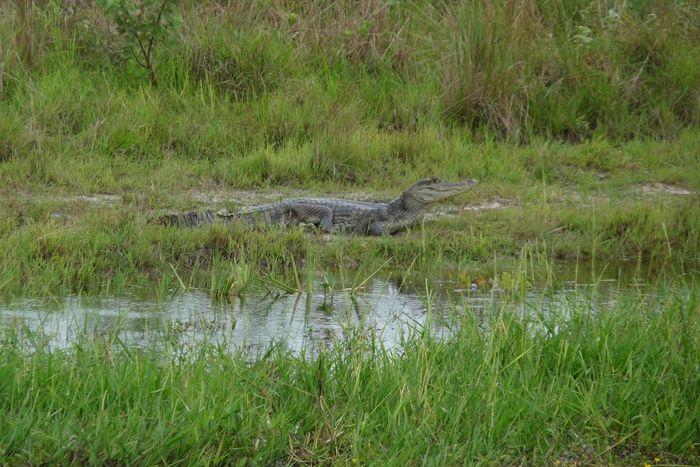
0,266 -> 656,355
1,279 -> 459,354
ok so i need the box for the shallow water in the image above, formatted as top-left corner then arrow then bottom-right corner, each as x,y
0,262 -> 665,355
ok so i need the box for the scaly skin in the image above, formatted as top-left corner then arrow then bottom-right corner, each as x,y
160,178 -> 477,235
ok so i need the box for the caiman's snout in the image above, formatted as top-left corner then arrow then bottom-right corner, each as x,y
431,178 -> 477,193
402,178 -> 477,208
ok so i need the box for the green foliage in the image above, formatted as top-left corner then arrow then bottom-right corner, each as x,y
187,23 -> 295,100
2,0 -> 699,140
96,0 -> 181,85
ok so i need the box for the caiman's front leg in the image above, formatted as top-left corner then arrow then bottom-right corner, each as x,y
367,214 -> 422,236
291,204 -> 335,233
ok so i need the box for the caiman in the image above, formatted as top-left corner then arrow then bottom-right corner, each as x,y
160,178 -> 477,236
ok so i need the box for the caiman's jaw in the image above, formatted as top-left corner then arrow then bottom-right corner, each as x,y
400,178 -> 477,211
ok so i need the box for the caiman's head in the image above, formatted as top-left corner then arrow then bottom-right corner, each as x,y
400,178 -> 477,211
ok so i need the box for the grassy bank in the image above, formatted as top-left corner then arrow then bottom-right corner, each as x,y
1,196 -> 698,296
1,128 -> 699,200
1,285 -> 698,464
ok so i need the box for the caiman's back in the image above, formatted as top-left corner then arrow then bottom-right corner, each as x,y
238,198 -> 387,234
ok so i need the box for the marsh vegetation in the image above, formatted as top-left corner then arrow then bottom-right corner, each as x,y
1,0 -> 699,464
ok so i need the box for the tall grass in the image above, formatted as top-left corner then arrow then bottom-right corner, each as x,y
1,285 -> 697,464
1,1 -> 699,194
0,1 -> 698,161
435,0 -> 700,141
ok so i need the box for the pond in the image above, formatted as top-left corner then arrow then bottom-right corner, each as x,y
0,262 -> 687,355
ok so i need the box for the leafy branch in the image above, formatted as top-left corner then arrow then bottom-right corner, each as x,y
97,0 -> 180,86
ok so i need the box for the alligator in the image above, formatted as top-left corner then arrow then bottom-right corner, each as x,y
159,178 -> 477,236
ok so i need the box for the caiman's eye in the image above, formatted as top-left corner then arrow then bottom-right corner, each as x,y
431,177 -> 441,183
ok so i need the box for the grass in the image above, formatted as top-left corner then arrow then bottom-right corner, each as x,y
0,283 -> 698,464
0,3 -> 699,462
2,1 -> 700,161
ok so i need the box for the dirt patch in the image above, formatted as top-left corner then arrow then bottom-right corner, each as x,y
428,198 -> 513,219
632,183 -> 695,196
458,199 -> 510,211
186,188 -> 291,206
0,190 -> 122,206
0,190 -> 122,221
63,194 -> 121,204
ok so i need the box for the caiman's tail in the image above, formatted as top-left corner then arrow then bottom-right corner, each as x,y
157,210 -> 234,228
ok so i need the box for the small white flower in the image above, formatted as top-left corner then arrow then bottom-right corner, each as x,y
606,9 -> 621,23
573,25 -> 593,47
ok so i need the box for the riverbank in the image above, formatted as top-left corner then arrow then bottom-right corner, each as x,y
2,129 -> 699,296
1,181 -> 698,296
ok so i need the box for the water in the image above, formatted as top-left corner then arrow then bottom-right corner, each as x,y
0,263 -> 662,355
1,277 -> 469,355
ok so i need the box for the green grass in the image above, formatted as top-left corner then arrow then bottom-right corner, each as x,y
1,124 -> 699,195
2,1 -> 700,165
1,284 -> 698,464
